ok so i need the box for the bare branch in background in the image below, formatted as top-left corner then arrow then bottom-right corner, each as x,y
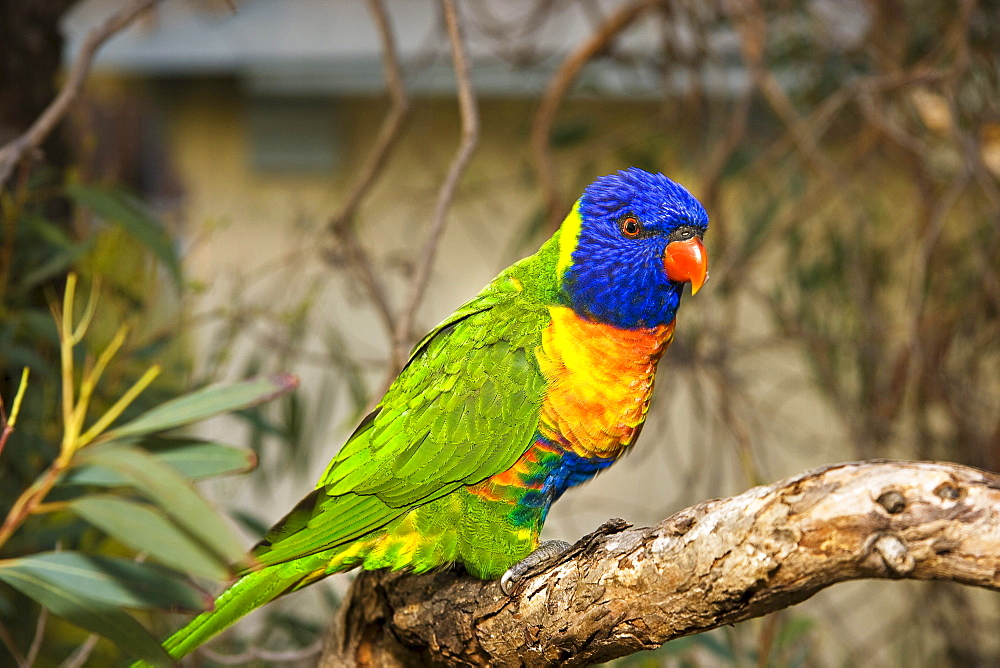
0,0 -> 163,190
727,0 -> 846,184
321,460 -> 1000,666
23,607 -> 47,668
697,86 -> 752,245
325,0 -> 477,385
531,0 -> 661,229
327,0 -> 410,223
326,0 -> 410,348
389,0 -> 480,378
57,635 -> 99,668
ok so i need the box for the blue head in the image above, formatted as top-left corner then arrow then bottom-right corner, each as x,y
558,168 -> 709,329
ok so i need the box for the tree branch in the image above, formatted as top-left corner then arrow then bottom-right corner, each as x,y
530,0 -> 660,230
320,460 -> 1000,666
327,0 -> 409,232
0,0 -> 163,190
389,0 -> 479,377
325,0 -> 409,358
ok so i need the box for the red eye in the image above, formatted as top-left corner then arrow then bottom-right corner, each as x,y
620,216 -> 643,238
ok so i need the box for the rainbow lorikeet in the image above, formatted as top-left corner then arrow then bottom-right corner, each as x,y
154,167 -> 708,661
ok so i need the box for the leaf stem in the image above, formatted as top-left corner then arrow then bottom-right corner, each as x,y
0,367 -> 29,458
30,501 -> 70,515
0,277 -> 157,551
72,325 -> 128,435
58,274 -> 78,449
78,364 -> 161,448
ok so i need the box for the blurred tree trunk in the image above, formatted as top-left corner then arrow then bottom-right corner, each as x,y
0,0 -> 78,175
0,0 -> 76,409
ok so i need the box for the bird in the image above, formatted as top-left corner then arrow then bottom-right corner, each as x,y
152,167 -> 708,661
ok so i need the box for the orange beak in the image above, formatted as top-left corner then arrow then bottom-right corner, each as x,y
664,237 -> 708,295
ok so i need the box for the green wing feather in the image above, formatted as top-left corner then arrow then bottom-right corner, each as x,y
157,552 -> 331,661
139,239 -> 563,664
252,255 -> 555,568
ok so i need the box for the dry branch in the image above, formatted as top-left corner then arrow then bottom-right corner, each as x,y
320,460 -> 1000,667
390,0 -> 479,376
326,0 -> 478,386
326,0 -> 410,353
327,0 -> 409,233
530,0 -> 660,230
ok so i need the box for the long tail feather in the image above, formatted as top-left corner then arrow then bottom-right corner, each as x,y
135,552 -> 335,666
164,566 -> 298,659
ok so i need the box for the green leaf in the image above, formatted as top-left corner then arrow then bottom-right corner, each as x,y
0,552 -> 207,611
147,438 -> 258,478
65,183 -> 183,288
75,444 -> 248,567
97,374 -> 299,444
0,553 -> 197,664
69,495 -> 231,580
64,438 -> 256,484
18,238 -> 95,292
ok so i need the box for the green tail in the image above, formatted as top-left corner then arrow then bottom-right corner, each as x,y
134,551 -> 335,666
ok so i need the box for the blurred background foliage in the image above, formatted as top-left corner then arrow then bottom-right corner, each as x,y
2,0 -> 999,666
0,173 -> 297,664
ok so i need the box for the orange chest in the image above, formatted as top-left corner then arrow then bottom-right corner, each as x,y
535,306 -> 675,459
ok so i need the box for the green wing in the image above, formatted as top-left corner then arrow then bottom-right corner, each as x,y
253,271 -> 551,567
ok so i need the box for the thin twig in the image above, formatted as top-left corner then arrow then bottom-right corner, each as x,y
530,0 -> 660,229
0,0 -> 163,190
387,0 -> 479,379
23,607 -> 47,668
698,87 -> 753,248
326,0 -> 410,346
328,0 -> 410,234
0,622 -> 26,667
727,0 -> 845,184
58,634 -> 99,668
756,610 -> 781,668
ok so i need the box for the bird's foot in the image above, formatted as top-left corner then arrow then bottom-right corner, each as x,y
500,540 -> 571,595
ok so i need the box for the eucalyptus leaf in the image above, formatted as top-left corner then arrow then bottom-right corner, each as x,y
97,374 -> 299,444
0,554 -> 192,664
69,495 -> 231,580
64,438 -> 256,484
145,437 -> 258,478
75,444 -> 248,567
0,551 -> 207,611
66,183 -> 182,288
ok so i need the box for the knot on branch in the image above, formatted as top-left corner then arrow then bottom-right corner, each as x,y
871,533 -> 916,575
876,490 -> 907,514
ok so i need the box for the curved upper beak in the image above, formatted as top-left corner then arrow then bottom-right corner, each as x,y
664,237 -> 708,295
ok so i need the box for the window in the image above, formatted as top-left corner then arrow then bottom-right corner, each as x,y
247,96 -> 340,174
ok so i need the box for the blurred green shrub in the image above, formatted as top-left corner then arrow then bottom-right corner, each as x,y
0,184 -> 295,665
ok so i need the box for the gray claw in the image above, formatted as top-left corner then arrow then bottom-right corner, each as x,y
500,540 -> 572,595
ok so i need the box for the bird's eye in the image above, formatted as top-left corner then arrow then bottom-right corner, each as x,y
620,215 -> 643,239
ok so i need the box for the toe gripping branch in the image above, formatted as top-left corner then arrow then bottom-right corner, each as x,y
500,540 -> 572,595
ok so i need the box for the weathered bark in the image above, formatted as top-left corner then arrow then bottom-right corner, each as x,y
320,460 -> 1000,667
